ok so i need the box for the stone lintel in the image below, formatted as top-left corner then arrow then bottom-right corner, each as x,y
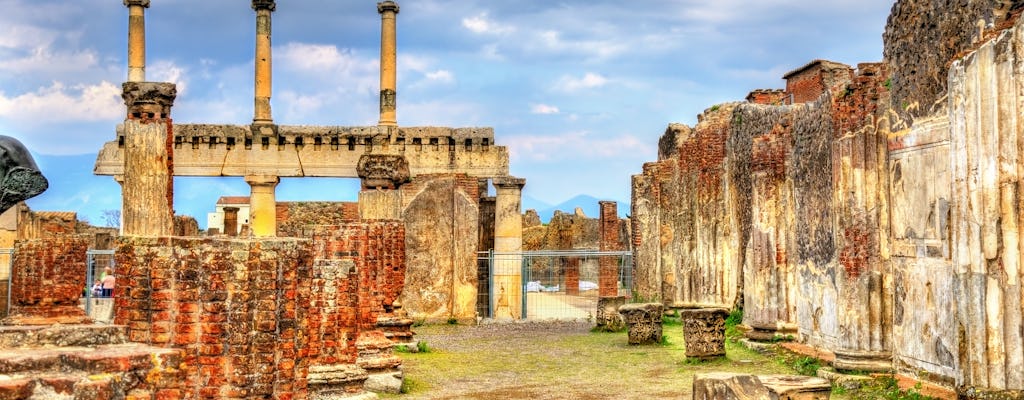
378,1 -> 399,14
124,0 -> 150,7
122,82 -> 176,119
251,0 -> 276,11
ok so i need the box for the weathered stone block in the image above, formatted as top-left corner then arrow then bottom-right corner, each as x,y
680,307 -> 729,359
618,302 -> 663,345
595,296 -> 626,332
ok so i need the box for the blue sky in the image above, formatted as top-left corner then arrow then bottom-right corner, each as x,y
0,0 -> 895,225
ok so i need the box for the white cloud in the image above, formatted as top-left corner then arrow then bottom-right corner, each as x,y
555,73 -> 609,92
530,103 -> 559,114
462,13 -> 514,35
425,70 -> 454,84
149,60 -> 189,95
0,81 -> 122,123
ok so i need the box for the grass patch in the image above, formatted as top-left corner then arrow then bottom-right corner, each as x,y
790,356 -> 822,376
724,308 -> 743,341
839,376 -> 935,400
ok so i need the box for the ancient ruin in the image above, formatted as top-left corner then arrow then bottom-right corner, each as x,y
632,0 -> 1024,397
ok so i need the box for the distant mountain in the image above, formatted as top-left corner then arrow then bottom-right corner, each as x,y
521,194 -> 552,215
533,194 -> 629,222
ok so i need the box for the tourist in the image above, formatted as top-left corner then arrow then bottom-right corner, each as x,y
100,267 -> 115,297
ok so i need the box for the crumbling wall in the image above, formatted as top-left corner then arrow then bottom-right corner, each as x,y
883,0 -> 1024,119
276,201 -> 359,237
734,104 -> 798,337
399,174 -> 480,321
631,104 -> 748,308
115,224 -> 404,399
948,21 -> 1024,393
7,236 -> 90,324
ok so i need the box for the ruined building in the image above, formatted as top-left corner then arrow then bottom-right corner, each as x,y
40,0 -> 531,397
632,0 -> 1024,397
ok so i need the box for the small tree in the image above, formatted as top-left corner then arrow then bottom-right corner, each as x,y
101,209 -> 121,228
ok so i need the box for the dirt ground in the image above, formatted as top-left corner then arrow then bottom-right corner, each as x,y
385,320 -> 801,400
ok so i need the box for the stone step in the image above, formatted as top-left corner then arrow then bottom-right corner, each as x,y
0,371 -> 171,400
0,324 -> 127,348
0,344 -> 181,376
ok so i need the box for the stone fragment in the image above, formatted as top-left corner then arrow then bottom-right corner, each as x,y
680,307 -> 729,359
618,302 -> 663,345
692,373 -> 772,400
595,296 -> 626,332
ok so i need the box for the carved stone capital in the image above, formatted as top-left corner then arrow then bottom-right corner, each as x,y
122,82 -> 177,119
252,0 -> 276,12
493,176 -> 526,190
124,0 -> 150,8
357,155 -> 410,190
377,1 -> 399,14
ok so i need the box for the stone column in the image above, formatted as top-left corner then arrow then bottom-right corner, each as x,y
245,175 -> 279,237
252,0 -> 275,125
492,177 -> 525,320
124,0 -> 149,82
121,82 -> 176,237
377,1 -> 399,127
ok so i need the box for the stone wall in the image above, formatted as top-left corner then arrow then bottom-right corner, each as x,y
398,174 -> 480,322
632,4 -> 1024,395
276,201 -> 359,237
114,223 -> 404,399
883,0 -> 1024,119
632,104 -> 749,308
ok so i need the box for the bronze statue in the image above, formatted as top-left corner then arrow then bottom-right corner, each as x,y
0,136 -> 48,213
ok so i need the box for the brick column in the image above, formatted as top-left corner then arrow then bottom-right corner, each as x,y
377,1 -> 399,127
246,175 -> 279,237
598,201 -> 620,297
493,177 -> 525,320
124,0 -> 149,82
121,81 -> 176,237
252,0 -> 275,125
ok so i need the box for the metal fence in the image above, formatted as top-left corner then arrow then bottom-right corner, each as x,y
84,250 -> 116,322
477,250 -> 633,320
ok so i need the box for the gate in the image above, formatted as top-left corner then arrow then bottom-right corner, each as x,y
84,249 -> 116,322
477,250 -> 633,320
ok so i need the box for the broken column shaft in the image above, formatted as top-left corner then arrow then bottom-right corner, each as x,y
121,82 -> 177,237
252,0 -> 275,125
125,0 -> 150,82
378,1 -> 399,127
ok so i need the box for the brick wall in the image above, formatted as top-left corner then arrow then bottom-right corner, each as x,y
598,201 -> 620,297
7,236 -> 91,324
114,223 -> 405,399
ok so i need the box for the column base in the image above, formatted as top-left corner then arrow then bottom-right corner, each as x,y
743,322 -> 797,342
833,349 -> 892,372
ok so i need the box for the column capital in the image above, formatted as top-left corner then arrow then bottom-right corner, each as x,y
377,1 -> 399,14
252,0 -> 276,12
244,175 -> 280,186
122,82 -> 176,119
124,0 -> 150,8
493,176 -> 526,190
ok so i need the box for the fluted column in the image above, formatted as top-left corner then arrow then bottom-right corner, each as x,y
245,175 -> 279,237
252,0 -> 275,125
377,1 -> 399,127
124,0 -> 149,82
493,177 -> 525,320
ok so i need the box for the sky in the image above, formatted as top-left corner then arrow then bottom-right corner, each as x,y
0,0 -> 896,226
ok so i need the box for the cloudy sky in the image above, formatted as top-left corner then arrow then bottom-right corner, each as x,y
1,0 -> 895,223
